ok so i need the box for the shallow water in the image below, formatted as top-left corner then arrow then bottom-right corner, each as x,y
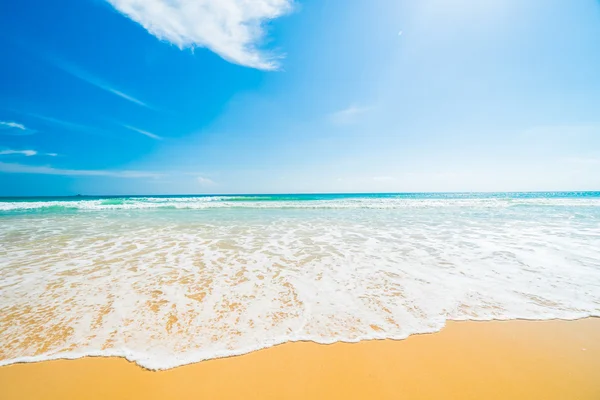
1,192 -> 599,369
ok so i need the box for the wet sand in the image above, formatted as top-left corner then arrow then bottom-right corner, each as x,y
1,318 -> 599,399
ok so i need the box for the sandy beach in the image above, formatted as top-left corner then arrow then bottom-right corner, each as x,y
1,318 -> 599,399
2,0 -> 600,398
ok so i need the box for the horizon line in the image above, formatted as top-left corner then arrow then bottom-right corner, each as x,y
1,190 -> 599,199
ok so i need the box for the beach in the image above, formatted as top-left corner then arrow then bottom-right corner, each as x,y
1,319 -> 599,399
3,0 -> 600,397
1,193 -> 600,398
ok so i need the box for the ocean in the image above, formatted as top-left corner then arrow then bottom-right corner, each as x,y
1,192 -> 599,369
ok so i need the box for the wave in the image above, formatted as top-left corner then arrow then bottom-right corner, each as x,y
2,195 -> 600,212
1,314 -> 596,371
1,192 -> 599,370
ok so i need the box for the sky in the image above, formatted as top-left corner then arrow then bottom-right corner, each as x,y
0,0 -> 599,196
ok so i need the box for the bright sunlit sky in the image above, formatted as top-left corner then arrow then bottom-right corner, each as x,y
1,0 -> 599,196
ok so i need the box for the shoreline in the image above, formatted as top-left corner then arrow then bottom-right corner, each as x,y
1,316 -> 597,371
1,318 -> 599,399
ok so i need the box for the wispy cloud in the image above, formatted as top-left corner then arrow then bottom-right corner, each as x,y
0,150 -> 38,157
330,105 -> 373,125
122,125 -> 163,140
0,162 -> 162,178
105,89 -> 148,108
106,0 -> 293,70
0,121 -> 26,130
0,120 -> 36,135
0,149 -> 58,157
197,176 -> 216,186
51,58 -> 151,108
27,113 -> 89,130
23,113 -> 106,136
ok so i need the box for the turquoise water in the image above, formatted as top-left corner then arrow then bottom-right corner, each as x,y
1,191 -> 600,214
1,192 -> 599,369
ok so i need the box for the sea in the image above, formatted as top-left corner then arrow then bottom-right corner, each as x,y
1,192 -> 599,370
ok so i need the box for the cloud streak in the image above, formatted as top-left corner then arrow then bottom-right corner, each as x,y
23,113 -> 109,137
27,113 -> 90,130
0,162 -> 162,178
106,88 -> 148,108
52,58 -> 151,108
0,149 -> 58,157
0,120 -> 36,135
0,150 -> 38,157
106,0 -> 293,70
0,121 -> 26,130
122,124 -> 163,140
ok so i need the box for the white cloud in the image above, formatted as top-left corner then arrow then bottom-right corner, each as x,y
330,105 -> 372,125
106,0 -> 293,70
0,150 -> 37,157
123,125 -> 163,140
0,121 -> 26,130
0,120 -> 35,135
197,176 -> 216,186
0,149 -> 58,157
52,58 -> 150,108
0,162 -> 162,178
106,89 -> 148,108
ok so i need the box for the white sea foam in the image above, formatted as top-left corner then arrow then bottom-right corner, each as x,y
1,196 -> 599,370
2,195 -> 600,211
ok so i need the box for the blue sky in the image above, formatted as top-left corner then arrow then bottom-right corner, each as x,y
1,0 -> 599,196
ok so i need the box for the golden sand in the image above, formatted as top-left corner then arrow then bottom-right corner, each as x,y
1,319 -> 599,399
